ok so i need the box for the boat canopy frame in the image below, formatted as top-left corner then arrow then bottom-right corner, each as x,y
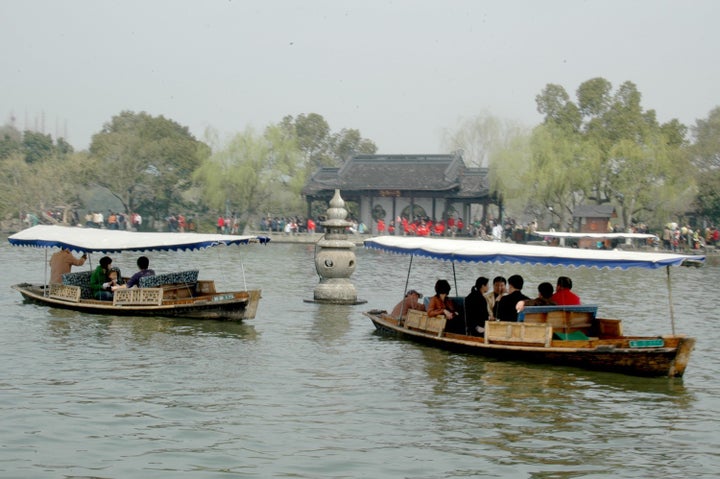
8,225 -> 271,297
363,236 -> 705,335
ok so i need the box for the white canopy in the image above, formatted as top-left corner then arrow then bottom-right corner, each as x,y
534,231 -> 658,240
8,225 -> 270,253
363,236 -> 703,270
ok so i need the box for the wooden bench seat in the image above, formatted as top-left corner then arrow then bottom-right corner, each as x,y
485,321 -> 552,346
49,283 -> 81,303
521,305 -> 599,335
113,287 -> 164,306
405,309 -> 447,337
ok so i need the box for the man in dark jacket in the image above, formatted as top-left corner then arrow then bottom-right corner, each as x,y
495,274 -> 529,322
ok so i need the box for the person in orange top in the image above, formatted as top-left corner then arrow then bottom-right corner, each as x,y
428,279 -> 464,333
427,280 -> 459,319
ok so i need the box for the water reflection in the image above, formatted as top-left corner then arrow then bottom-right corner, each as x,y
43,310 -> 259,344
310,303 -> 353,344
2,239 -> 720,478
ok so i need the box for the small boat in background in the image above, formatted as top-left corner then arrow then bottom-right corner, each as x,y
532,230 -> 659,249
9,225 -> 270,321
362,236 -> 703,378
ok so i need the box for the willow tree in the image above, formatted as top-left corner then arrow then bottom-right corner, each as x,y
692,106 -> 720,171
443,113 -> 527,168
533,77 -> 690,229
691,106 -> 720,222
193,126 -> 303,228
525,124 -> 590,229
487,130 -> 532,220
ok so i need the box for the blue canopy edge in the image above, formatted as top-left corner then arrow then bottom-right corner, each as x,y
363,236 -> 704,270
7,225 -> 270,254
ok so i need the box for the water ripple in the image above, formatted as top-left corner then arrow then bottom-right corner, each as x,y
1,241 -> 719,478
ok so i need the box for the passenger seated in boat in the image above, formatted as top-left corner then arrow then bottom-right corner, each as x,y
112,256 -> 156,291
495,274 -> 529,322
109,267 -> 124,285
390,289 -> 425,320
428,279 -> 462,333
485,276 -> 506,320
464,276 -> 489,336
90,256 -> 116,301
516,282 -> 556,312
551,276 -> 581,305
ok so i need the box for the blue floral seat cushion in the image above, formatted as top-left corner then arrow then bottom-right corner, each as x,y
61,271 -> 93,299
138,270 -> 199,288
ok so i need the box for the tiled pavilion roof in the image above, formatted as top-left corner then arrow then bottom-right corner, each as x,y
302,153 -> 490,198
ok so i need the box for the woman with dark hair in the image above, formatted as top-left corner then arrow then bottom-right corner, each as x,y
427,279 -> 461,332
464,276 -> 489,336
90,256 -> 115,301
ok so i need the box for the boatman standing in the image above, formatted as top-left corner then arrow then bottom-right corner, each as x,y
49,248 -> 87,284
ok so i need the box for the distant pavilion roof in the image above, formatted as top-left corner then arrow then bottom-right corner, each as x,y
302,153 -> 491,198
573,205 -> 617,218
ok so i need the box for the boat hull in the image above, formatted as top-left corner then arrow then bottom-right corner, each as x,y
365,312 -> 695,378
13,283 -> 261,321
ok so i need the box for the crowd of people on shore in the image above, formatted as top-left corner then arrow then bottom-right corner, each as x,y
22,207 -> 720,253
84,211 -> 200,233
255,214 -> 517,239
391,274 -> 582,337
84,211 -> 144,231
662,223 -> 718,251
257,216 -> 319,235
369,215 -> 540,241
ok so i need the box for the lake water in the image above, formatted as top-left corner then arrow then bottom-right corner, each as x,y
1,239 -> 719,478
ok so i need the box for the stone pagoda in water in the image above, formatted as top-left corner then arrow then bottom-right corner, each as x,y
310,189 -> 365,305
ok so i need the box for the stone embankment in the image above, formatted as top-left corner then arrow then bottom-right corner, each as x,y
248,231 -> 367,246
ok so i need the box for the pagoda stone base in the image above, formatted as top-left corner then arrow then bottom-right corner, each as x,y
305,279 -> 367,305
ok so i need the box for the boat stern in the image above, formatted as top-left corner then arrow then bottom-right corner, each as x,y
668,336 -> 696,378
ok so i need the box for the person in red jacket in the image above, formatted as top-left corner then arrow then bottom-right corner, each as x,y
550,276 -> 581,305
377,218 -> 386,235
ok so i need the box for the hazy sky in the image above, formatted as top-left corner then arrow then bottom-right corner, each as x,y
2,0 -> 718,154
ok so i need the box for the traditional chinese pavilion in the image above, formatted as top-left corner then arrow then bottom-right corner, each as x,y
302,152 -> 500,233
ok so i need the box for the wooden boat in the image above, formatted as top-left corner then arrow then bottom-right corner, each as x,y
362,236 -> 704,378
9,225 -> 270,321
